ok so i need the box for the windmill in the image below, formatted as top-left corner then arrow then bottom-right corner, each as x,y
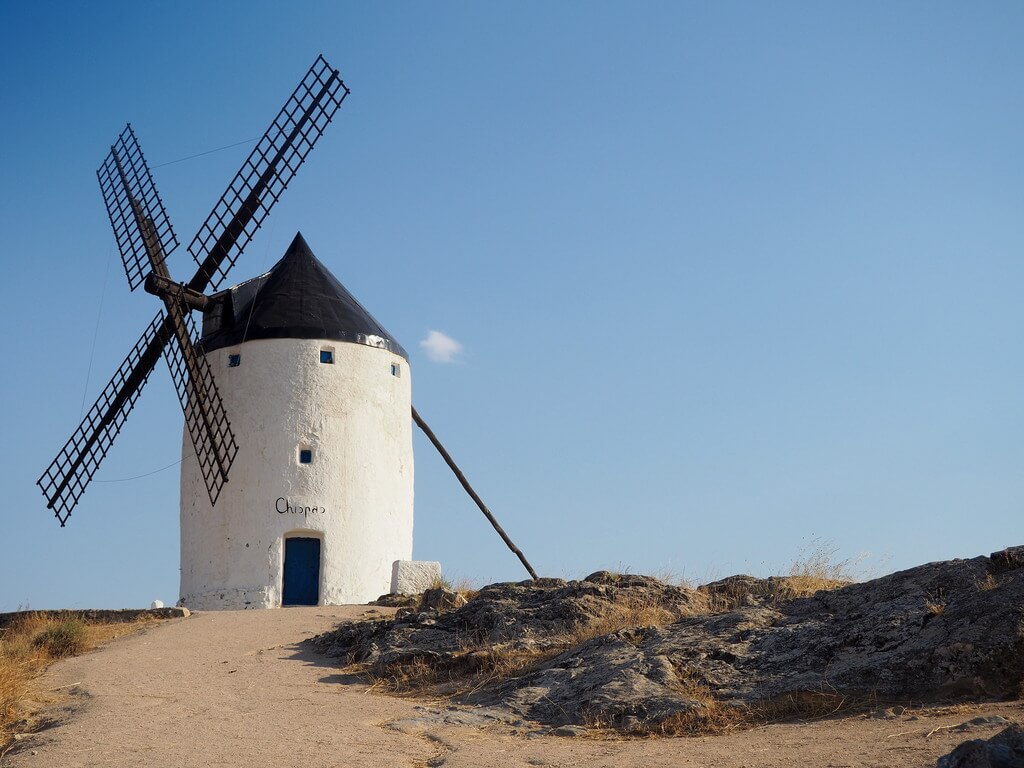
37,55 -> 348,527
39,55 -> 538,607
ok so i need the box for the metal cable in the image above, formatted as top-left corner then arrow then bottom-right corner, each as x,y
153,138 -> 258,169
79,240 -> 115,419
95,452 -> 194,483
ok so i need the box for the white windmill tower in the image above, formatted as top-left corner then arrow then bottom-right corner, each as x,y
179,232 -> 413,608
39,55 -> 538,609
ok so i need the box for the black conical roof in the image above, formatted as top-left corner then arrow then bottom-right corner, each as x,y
199,232 -> 407,359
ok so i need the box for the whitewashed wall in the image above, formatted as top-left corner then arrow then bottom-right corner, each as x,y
178,337 -> 414,609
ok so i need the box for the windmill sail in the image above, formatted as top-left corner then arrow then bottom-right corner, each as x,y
188,55 -> 348,293
161,304 -> 239,506
97,124 -> 179,291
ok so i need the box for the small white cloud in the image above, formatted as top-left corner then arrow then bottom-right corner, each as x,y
420,330 -> 463,363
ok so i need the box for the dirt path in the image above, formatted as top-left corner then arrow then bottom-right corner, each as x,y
3,608 -> 1021,767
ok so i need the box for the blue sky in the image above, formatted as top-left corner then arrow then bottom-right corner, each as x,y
1,2 -> 1022,609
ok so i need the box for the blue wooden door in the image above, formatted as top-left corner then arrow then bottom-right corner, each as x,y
283,537 -> 320,606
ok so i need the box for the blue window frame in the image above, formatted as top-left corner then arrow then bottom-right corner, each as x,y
320,350 -> 333,364
390,363 -> 400,377
299,449 -> 313,464
228,354 -> 241,368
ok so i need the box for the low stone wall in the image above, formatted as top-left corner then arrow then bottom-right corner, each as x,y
0,607 -> 189,629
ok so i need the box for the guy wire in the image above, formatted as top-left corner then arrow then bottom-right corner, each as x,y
80,240 -> 115,419
154,137 -> 258,168
95,452 -> 195,483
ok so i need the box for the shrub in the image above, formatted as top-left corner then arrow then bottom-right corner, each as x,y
32,620 -> 87,658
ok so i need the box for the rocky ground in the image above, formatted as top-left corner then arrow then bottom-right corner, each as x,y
312,546 -> 1024,736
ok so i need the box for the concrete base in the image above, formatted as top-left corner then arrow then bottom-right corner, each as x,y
391,560 -> 442,595
179,586 -> 274,611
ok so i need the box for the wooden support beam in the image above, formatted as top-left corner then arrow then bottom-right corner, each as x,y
412,406 -> 539,581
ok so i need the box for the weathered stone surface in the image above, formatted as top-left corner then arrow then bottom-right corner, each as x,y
313,548 -> 1024,730
371,593 -> 420,608
550,725 -> 587,737
313,574 -> 698,670
390,560 -> 442,595
950,717 -> 1014,733
936,724 -> 1024,768
488,551 -> 1024,726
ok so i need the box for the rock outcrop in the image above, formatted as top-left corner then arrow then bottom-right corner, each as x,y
937,724 -> 1024,768
315,573 -> 698,670
312,547 -> 1024,731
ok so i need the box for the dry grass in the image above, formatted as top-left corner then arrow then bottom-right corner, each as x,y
624,659 -> 856,737
689,581 -> 758,614
582,684 -> 858,737
365,656 -> 444,695
426,576 -> 480,606
365,644 -> 551,698
750,690 -> 855,723
626,702 -> 739,737
1,613 -> 59,743
781,540 -> 859,598
0,613 -> 160,747
641,667 -> 743,735
681,540 -> 858,614
587,683 -> 876,738
451,578 -> 480,604
571,595 -> 677,640
428,575 -> 453,591
975,573 -> 998,592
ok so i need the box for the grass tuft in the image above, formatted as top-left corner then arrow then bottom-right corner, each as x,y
782,539 -> 859,598
424,575 -> 479,606
428,575 -> 453,591
975,573 -> 998,592
32,620 -> 87,658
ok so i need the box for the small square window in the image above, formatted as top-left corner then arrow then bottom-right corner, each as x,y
299,449 -> 313,464
320,350 -> 334,364
228,354 -> 241,368
390,363 -> 401,377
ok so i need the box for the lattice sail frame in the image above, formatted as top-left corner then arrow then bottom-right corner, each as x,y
40,55 -> 347,525
37,313 -> 170,525
98,124 -> 180,291
188,55 -> 348,291
162,307 -> 239,506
